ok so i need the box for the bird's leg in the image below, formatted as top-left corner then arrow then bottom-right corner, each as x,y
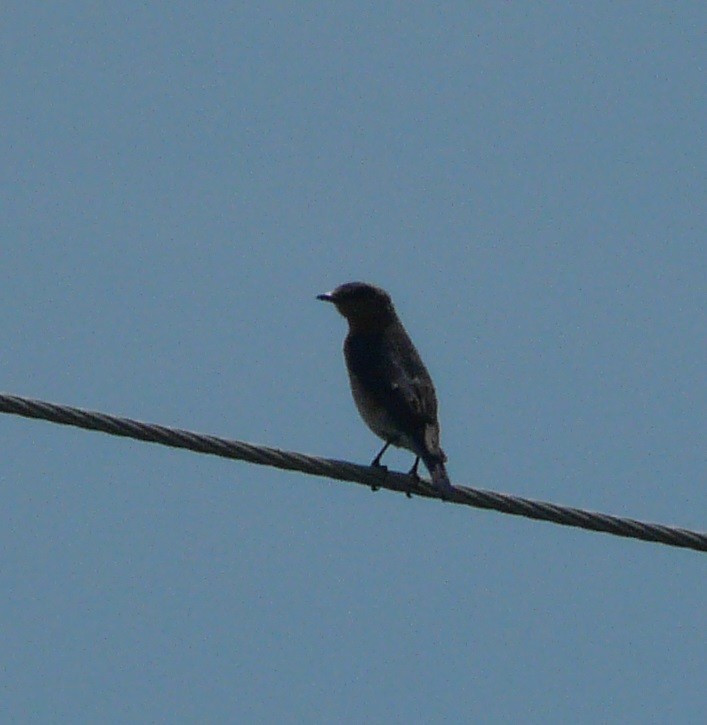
371,441 -> 391,469
369,441 -> 392,492
404,456 -> 421,498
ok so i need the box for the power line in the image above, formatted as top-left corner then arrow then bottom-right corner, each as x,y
1,392 -> 705,553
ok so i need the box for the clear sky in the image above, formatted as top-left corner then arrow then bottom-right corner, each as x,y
2,3 -> 705,722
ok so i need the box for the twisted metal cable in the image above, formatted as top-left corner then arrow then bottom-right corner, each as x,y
1,392 -> 705,553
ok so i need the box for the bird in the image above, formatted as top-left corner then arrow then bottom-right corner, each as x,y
317,281 -> 453,496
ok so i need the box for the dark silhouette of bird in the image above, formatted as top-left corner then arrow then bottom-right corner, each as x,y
317,281 -> 453,495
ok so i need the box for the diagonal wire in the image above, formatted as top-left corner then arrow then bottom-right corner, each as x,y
1,392 -> 705,553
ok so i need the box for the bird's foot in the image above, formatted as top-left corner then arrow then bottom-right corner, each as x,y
371,441 -> 392,469
370,458 -> 388,492
404,457 -> 421,498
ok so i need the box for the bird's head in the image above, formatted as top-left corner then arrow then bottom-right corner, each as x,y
317,282 -> 396,330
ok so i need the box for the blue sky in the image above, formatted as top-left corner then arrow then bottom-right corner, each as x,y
2,3 -> 705,722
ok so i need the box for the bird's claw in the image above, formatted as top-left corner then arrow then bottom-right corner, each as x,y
370,458 -> 388,492
404,458 -> 421,498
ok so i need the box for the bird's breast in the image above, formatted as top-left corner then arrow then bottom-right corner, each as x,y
347,370 -> 417,451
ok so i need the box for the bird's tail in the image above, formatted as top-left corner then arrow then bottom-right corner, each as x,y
422,454 -> 454,496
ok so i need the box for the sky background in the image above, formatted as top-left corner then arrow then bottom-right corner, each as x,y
2,3 -> 705,722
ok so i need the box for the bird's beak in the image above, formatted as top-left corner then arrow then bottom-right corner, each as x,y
317,292 -> 335,302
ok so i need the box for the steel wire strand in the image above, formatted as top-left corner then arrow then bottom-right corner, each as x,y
1,393 -> 705,552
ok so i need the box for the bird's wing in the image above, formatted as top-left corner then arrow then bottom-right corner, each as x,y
388,363 -> 437,424
347,330 -> 438,428
385,326 -> 439,423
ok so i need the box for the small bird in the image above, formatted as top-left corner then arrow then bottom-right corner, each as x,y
317,282 -> 453,495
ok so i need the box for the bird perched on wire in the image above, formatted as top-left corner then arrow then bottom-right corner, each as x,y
317,281 -> 453,496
